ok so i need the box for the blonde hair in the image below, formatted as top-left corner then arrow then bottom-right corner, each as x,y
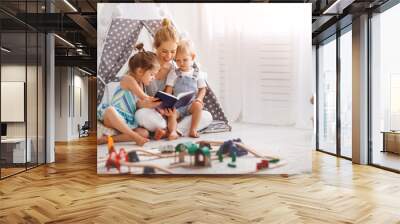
176,39 -> 195,56
154,18 -> 179,49
128,43 -> 159,74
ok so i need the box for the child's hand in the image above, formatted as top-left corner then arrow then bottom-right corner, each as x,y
164,108 -> 176,117
156,108 -> 175,117
141,95 -> 149,100
156,108 -> 166,115
144,98 -> 161,108
145,96 -> 159,102
136,136 -> 149,146
194,99 -> 204,106
150,99 -> 162,108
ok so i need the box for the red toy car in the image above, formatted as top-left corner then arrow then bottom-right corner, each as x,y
106,148 -> 128,172
256,160 -> 269,170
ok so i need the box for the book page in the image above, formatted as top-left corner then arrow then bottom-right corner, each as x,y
177,91 -> 195,99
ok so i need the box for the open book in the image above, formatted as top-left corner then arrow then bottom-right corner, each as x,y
155,91 -> 195,109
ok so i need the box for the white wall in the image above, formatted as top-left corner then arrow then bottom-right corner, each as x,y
72,73 -> 89,138
55,66 -> 67,141
55,67 -> 89,141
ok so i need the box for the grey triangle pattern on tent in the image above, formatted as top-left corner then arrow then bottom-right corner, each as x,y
203,85 -> 228,123
97,79 -> 104,105
97,18 -> 143,105
142,20 -> 163,36
201,84 -> 232,133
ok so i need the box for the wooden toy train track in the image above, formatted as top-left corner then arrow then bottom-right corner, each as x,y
100,136 -> 286,174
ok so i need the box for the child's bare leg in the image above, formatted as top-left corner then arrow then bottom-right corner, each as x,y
134,127 -> 150,139
98,130 -> 149,145
188,102 -> 203,138
112,134 -> 136,143
168,111 -> 179,140
103,107 -> 149,146
97,128 -> 149,145
97,135 -> 109,145
154,128 -> 167,140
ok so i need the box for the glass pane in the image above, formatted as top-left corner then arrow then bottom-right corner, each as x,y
38,33 -> 45,165
1,31 -> 27,177
0,1 -> 46,178
371,4 -> 400,171
318,37 -> 337,154
340,29 -> 352,158
26,0 -> 39,13
0,1 -> 26,13
27,31 -> 38,169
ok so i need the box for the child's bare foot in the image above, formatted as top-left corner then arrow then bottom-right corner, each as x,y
189,130 -> 200,138
154,128 -> 167,140
136,137 -> 149,146
97,135 -> 108,145
168,131 -> 179,140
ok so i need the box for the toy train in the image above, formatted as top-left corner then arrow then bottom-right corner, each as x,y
256,158 -> 280,170
105,136 -> 154,174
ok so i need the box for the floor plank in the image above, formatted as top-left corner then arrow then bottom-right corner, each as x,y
0,136 -> 399,223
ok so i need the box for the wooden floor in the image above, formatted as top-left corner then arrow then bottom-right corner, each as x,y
373,151 -> 400,171
0,136 -> 400,223
1,167 -> 26,178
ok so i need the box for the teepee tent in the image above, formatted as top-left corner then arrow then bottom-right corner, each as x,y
97,18 -> 230,133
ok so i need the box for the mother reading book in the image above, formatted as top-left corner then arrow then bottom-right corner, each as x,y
135,18 -> 212,137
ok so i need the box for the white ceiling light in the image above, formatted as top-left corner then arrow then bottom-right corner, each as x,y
63,0 -> 78,12
323,0 -> 355,15
1,47 -> 11,53
78,67 -> 92,76
54,34 -> 75,48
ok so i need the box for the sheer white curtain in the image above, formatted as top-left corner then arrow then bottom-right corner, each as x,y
203,4 -> 244,122
165,4 -> 243,122
196,4 -> 312,126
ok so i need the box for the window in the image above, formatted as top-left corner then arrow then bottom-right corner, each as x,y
371,3 -> 400,171
390,74 -> 400,130
340,28 -> 352,158
317,36 -> 337,154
